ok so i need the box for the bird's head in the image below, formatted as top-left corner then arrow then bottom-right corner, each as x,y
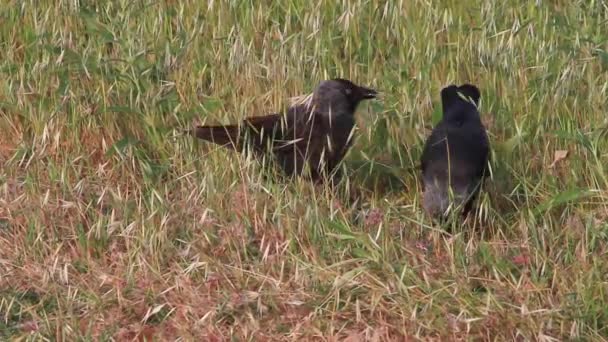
440,83 -> 482,124
311,78 -> 377,117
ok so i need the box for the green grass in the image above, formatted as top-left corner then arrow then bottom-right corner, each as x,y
1,0 -> 608,340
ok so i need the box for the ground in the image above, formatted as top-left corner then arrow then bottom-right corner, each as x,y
1,1 -> 608,340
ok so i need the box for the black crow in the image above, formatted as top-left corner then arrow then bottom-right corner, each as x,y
189,78 -> 377,182
421,83 -> 489,219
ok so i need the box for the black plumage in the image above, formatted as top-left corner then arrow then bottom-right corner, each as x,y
189,78 -> 377,182
420,83 -> 490,219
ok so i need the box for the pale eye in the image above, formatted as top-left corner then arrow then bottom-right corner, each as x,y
344,88 -> 352,95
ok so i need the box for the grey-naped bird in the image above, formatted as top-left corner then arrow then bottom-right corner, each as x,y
189,78 -> 377,182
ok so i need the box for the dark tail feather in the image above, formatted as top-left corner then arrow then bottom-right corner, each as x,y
188,125 -> 241,149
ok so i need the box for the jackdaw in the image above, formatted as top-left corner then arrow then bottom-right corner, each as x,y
420,83 -> 490,220
189,78 -> 377,182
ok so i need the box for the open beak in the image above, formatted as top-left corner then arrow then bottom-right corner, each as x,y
359,86 -> 378,99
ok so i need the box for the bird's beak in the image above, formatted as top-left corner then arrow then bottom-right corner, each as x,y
359,86 -> 378,99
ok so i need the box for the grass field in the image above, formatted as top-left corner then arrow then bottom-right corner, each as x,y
1,1 -> 608,340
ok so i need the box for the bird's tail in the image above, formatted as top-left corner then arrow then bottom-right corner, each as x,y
186,124 -> 241,149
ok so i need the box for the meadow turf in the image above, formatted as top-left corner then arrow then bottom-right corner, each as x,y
1,0 -> 608,340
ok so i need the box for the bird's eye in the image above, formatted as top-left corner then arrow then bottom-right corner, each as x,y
344,88 -> 352,95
